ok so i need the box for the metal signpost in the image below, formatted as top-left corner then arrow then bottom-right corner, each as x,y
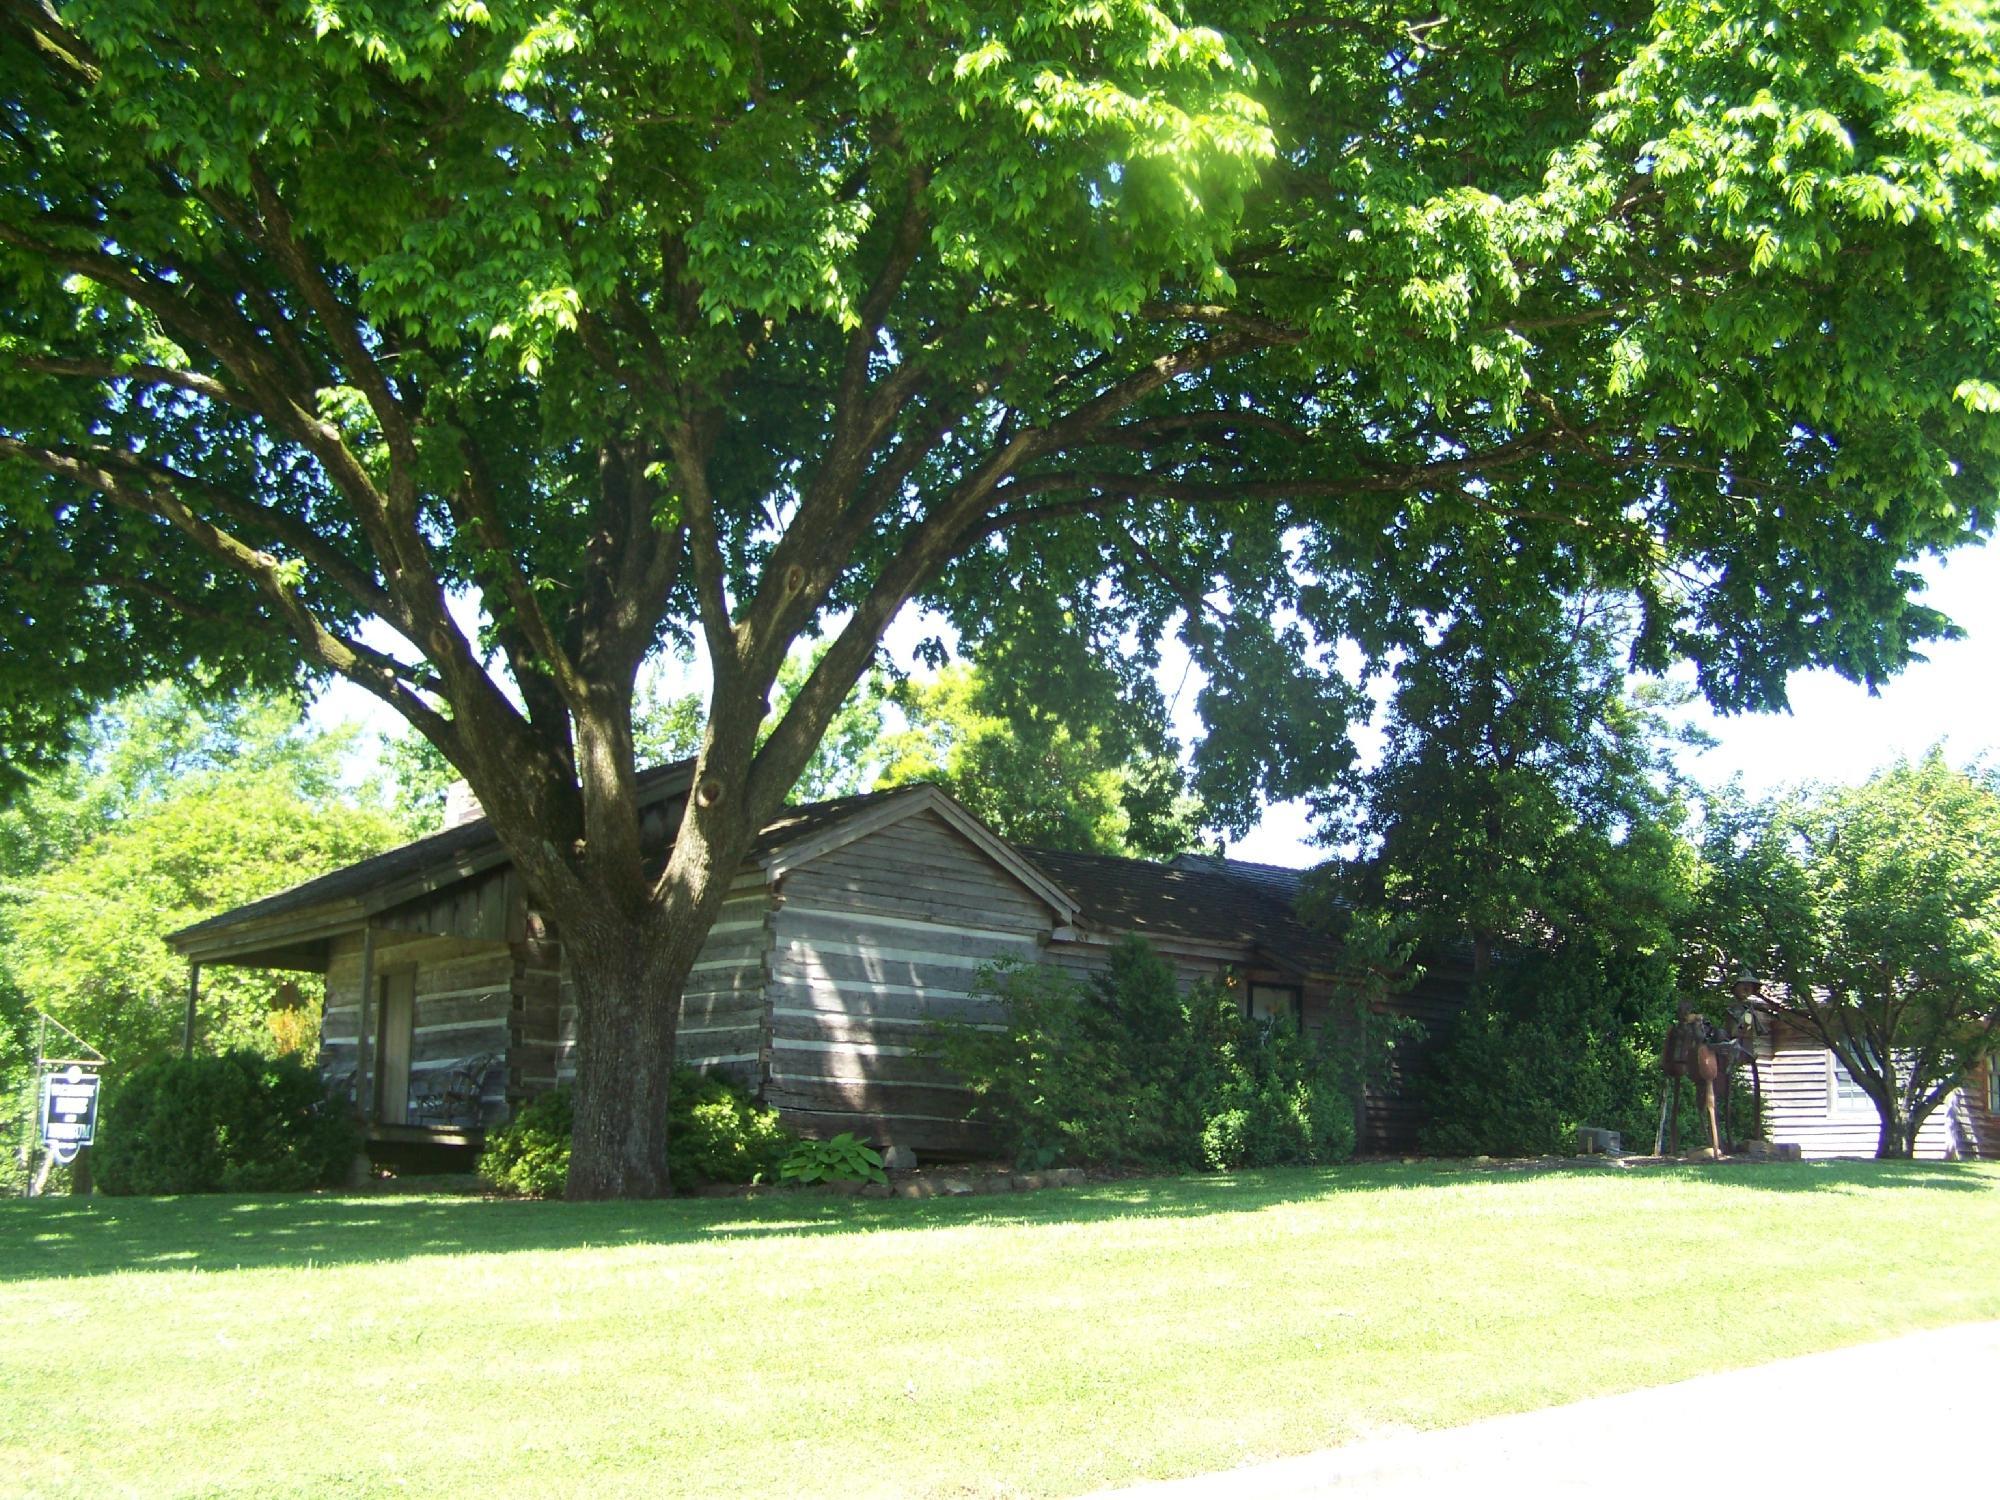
21,1010 -> 106,1195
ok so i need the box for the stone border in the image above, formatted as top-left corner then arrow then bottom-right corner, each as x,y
692,1164 -> 1096,1200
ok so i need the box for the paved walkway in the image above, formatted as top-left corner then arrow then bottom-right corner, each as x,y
1097,1321 -> 2000,1498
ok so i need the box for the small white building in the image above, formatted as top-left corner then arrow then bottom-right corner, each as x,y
1758,1019 -> 2000,1160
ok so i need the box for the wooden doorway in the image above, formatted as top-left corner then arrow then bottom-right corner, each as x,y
375,970 -> 416,1125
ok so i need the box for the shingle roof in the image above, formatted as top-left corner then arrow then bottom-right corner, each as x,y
166,758 -> 695,948
169,764 -> 1338,973
1024,846 -> 1338,971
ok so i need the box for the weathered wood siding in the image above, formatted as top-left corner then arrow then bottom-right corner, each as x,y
374,865 -> 519,944
318,933 -> 512,1126
319,931 -> 367,1107
553,874 -> 775,1090
764,808 -> 1059,1155
399,941 -> 512,1126
1760,1022 -> 1961,1159
1950,1060 -> 2000,1159
1362,963 -> 1472,1153
507,930 -> 564,1107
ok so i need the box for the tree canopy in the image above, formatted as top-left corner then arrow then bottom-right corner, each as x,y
0,686 -> 402,1073
1696,753 -> 2000,1157
5,0 -> 1999,1194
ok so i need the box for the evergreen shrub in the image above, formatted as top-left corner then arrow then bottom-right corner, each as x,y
95,1049 -> 358,1194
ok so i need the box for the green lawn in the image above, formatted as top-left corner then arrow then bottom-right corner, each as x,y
2,1161 -> 1996,1499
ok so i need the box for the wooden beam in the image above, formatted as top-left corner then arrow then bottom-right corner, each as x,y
354,924 -> 377,1125
180,962 -> 201,1057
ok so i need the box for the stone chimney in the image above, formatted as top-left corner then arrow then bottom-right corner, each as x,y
441,779 -> 485,830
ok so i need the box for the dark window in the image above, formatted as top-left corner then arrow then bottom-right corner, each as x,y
1248,983 -> 1302,1030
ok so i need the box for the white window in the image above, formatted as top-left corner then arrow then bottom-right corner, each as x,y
1829,1052 -> 1875,1118
1986,1062 -> 2000,1116
1249,983 -> 1302,1030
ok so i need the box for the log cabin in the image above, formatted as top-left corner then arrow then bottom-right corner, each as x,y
167,760 -> 1466,1164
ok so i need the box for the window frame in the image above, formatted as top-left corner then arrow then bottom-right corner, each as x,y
1247,982 -> 1304,1031
1827,1050 -> 1876,1120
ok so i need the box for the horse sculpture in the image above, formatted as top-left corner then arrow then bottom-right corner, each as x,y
1656,976 -> 1772,1157
1658,1000 -> 1761,1156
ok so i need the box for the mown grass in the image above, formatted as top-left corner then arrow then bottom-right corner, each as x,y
2,1160 -> 1996,1499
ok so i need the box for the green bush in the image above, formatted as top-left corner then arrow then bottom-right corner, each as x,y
1414,939 -> 1760,1157
927,935 -> 1372,1173
671,1068 -> 793,1188
477,1085 -> 574,1198
95,1050 -> 358,1195
478,1068 -> 793,1198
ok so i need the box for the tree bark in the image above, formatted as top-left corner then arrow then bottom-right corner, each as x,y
556,748 -> 764,1198
564,913 -> 698,1200
1875,1101 -> 1920,1160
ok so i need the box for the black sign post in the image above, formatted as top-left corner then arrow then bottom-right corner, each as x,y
39,1065 -> 101,1165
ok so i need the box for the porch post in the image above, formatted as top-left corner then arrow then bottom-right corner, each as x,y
181,962 -> 201,1057
355,924 -> 377,1124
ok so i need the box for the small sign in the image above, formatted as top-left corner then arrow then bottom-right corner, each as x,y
40,1065 -> 101,1165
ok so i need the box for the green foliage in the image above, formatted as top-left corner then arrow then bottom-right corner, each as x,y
93,1050 -> 358,1195
880,647 -> 1204,858
477,1086 -> 574,1200
3,0 -> 1992,802
1417,942 -> 1685,1158
1325,584 -> 1702,1158
929,936 -> 1375,1171
480,1071 -> 794,1197
670,1069 -> 794,1188
1695,752 -> 2000,1156
8,0 -> 2000,1197
778,1133 -> 887,1186
0,686 -> 402,1076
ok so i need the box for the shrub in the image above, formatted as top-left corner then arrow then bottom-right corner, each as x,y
477,1085 -> 574,1198
1416,939 -> 1711,1157
478,1068 -> 794,1198
95,1050 -> 358,1195
671,1068 -> 793,1188
927,935 -> 1379,1173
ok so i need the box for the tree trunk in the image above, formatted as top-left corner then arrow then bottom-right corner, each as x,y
563,911 -> 706,1199
556,764 -> 762,1199
1875,1103 -> 1920,1160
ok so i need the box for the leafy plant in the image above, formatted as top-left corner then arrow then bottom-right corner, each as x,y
94,1050 -> 358,1195
477,1086 -> 575,1199
479,1069 -> 795,1198
779,1133 -> 887,1186
927,935 -> 1389,1173
670,1069 -> 793,1188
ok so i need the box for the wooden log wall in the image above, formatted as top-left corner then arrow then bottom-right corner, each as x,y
507,928 -> 563,1106
394,940 -> 513,1127
1361,964 -> 1471,1154
316,934 -> 513,1126
319,932 -> 366,1108
1951,1060 -> 2000,1159
762,809 -> 1058,1156
553,873 -> 774,1091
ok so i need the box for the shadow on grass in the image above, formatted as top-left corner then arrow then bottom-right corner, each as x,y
0,1158 -> 1990,1284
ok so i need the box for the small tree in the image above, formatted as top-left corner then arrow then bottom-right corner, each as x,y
1699,755 -> 2000,1159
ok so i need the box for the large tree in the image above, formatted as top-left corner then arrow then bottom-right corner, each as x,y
1697,755 -> 2000,1159
3,1 -> 1997,1195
